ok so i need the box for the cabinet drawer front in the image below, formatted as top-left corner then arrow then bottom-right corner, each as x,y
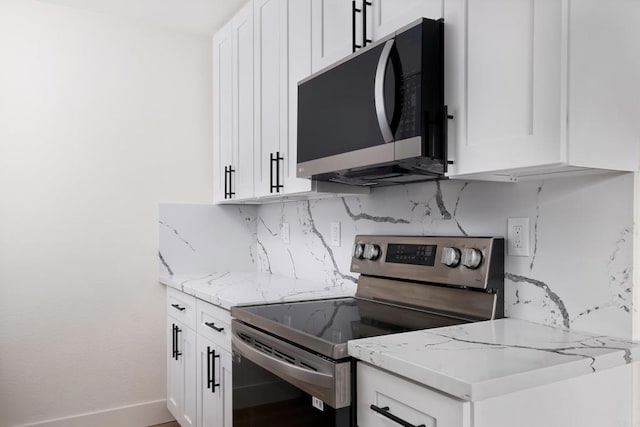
357,363 -> 470,427
167,287 -> 197,330
196,299 -> 231,351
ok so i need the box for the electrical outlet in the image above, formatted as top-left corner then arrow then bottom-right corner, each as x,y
507,218 -> 530,257
282,223 -> 290,244
330,222 -> 341,247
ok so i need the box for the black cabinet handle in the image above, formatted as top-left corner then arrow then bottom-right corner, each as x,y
276,152 -> 282,193
270,152 -> 284,194
174,326 -> 182,360
171,323 -> 176,358
362,1 -> 372,47
370,405 -> 425,427
224,165 -> 236,199
204,322 -> 225,333
224,165 -> 228,199
443,105 -> 452,172
208,347 -> 220,393
171,303 -> 186,312
352,1 -> 372,52
228,165 -> 235,198
352,1 -> 361,52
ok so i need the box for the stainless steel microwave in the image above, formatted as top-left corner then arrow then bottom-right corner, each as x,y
296,18 -> 447,186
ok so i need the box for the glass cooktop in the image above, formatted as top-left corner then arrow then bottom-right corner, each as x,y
235,297 -> 468,346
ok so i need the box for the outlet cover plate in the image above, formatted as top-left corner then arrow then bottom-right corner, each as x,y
282,223 -> 290,244
508,217 -> 530,257
330,222 -> 340,247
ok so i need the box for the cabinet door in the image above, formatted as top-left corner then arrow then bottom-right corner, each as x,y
284,0 -> 314,194
447,0 -> 563,176
231,4 -> 255,199
167,319 -> 197,427
357,363 -> 471,427
370,0 -> 442,41
254,0 -> 288,197
167,320 -> 182,421
212,24 -> 234,203
566,0 -> 639,171
311,0 -> 354,73
220,348 -> 232,427
197,337 -> 232,427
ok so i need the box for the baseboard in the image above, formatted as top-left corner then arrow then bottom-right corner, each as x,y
15,399 -> 175,427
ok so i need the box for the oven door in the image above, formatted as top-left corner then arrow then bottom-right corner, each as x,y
231,320 -> 353,426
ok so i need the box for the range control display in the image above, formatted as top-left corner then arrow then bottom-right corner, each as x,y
385,244 -> 437,266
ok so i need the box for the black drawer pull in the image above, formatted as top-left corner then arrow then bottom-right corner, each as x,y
370,405 -> 425,427
173,325 -> 182,360
171,323 -> 177,358
204,322 -> 225,333
171,303 -> 186,312
208,347 -> 221,393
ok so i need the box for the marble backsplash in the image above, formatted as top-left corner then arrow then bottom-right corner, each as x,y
158,203 -> 257,276
255,173 -> 634,339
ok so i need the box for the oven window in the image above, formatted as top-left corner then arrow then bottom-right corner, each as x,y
232,351 -> 351,427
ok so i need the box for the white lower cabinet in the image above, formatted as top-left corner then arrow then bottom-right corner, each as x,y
357,363 -> 471,427
167,317 -> 197,427
196,338 -> 232,427
357,362 -> 633,427
167,289 -> 233,427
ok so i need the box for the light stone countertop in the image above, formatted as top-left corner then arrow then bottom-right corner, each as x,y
160,272 -> 355,310
348,317 -> 639,401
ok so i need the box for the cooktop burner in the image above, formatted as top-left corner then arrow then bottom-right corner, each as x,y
238,297 -> 468,346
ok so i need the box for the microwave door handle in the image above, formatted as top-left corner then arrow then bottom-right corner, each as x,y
374,39 -> 395,144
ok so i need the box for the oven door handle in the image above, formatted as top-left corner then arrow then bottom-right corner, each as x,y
232,335 -> 334,388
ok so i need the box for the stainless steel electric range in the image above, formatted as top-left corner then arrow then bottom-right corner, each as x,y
230,235 -> 504,427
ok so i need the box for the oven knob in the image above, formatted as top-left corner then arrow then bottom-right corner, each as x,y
363,244 -> 381,260
353,243 -> 365,259
462,248 -> 483,269
441,247 -> 461,267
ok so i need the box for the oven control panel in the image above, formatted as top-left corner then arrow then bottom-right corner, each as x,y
350,235 -> 504,290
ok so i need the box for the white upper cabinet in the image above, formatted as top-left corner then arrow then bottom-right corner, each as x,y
212,24 -> 233,203
214,0 -> 638,201
213,0 -> 366,203
311,0 -> 354,73
446,0 -> 639,180
231,5 -> 255,199
566,0 -> 639,172
213,3 -> 254,203
369,0 -> 443,41
285,0 -> 318,194
254,0 -> 288,197
311,0 -> 443,72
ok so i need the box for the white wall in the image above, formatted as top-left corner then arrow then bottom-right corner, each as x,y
0,1 -> 212,426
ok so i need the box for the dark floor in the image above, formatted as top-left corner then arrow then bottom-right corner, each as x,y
149,422 -> 179,427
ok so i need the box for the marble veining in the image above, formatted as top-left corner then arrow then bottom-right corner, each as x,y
300,201 -> 357,285
256,173 -> 634,339
342,198 -> 411,224
347,318 -> 640,401
505,273 -> 570,328
158,203 -> 256,275
159,220 -> 195,252
158,251 -> 173,276
529,183 -> 542,270
160,272 -> 355,310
